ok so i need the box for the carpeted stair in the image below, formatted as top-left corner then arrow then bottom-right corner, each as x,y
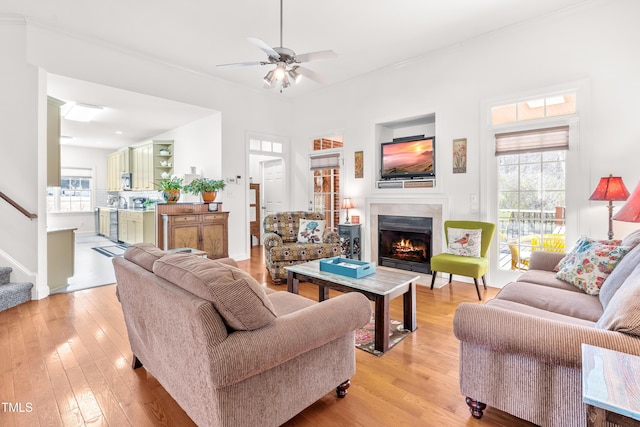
0,267 -> 33,312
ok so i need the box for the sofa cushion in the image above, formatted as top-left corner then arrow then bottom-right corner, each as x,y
599,243 -> 640,309
297,219 -> 326,244
153,253 -> 277,331
447,228 -> 481,257
554,237 -> 629,295
495,281 -> 604,322
123,243 -> 166,272
485,299 -> 596,327
596,264 -> 640,336
516,269 -> 584,293
622,228 -> 640,249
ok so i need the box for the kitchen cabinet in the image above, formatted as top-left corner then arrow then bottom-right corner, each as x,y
47,227 -> 75,292
106,148 -> 131,191
128,140 -> 173,191
153,140 -> 174,185
162,211 -> 228,259
47,97 -> 65,187
131,143 -> 153,190
98,208 -> 112,237
118,210 -> 155,245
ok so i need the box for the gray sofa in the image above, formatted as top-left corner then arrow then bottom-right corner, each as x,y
113,243 -> 371,427
454,232 -> 640,426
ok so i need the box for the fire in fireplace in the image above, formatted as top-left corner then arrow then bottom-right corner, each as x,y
378,215 -> 432,274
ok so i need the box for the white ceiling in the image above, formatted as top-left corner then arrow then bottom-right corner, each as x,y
48,74 -> 216,150
11,0 -> 593,149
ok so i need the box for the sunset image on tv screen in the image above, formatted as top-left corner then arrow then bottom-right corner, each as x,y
382,139 -> 434,175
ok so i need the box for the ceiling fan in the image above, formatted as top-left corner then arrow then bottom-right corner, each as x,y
216,0 -> 337,91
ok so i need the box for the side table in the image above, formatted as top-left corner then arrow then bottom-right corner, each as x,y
582,343 -> 640,426
337,223 -> 361,260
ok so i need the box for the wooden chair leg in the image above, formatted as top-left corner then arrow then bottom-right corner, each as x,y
430,272 -> 437,290
473,278 -> 482,301
481,275 -> 487,289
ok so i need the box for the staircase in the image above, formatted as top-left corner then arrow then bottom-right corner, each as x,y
0,267 -> 33,312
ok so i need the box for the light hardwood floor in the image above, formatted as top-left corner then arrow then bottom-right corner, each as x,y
0,246 -> 535,426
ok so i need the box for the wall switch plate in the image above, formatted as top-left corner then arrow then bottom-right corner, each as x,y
470,193 -> 479,214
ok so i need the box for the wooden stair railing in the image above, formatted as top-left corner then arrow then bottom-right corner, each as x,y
0,191 -> 37,219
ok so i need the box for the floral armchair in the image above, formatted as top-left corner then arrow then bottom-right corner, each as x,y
263,211 -> 342,282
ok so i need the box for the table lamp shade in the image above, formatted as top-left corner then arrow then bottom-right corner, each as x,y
589,175 -> 630,201
341,198 -> 355,209
341,198 -> 355,224
613,181 -> 640,222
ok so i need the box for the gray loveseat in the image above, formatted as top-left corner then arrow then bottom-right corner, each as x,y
113,243 -> 371,427
454,231 -> 640,426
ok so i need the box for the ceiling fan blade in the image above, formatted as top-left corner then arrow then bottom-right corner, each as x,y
295,50 -> 338,63
296,66 -> 328,85
247,37 -> 281,61
216,61 -> 265,68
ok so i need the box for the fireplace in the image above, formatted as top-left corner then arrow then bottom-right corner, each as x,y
378,215 -> 432,274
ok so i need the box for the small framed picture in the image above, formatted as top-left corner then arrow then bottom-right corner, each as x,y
354,151 -> 364,179
208,202 -> 220,212
453,138 -> 467,174
351,215 -> 360,224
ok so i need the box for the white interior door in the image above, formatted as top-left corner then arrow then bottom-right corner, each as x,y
262,158 -> 285,218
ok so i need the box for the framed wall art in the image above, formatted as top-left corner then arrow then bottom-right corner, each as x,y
453,138 -> 467,174
354,151 -> 364,178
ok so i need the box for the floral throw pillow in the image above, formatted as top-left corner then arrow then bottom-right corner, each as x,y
555,237 -> 629,295
447,228 -> 482,257
297,219 -> 326,244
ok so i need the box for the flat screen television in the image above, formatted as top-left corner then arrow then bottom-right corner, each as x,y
380,135 -> 435,180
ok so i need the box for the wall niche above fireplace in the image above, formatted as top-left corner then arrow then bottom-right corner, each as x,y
375,113 -> 437,191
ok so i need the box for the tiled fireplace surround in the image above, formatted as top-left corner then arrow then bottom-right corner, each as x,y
366,197 -> 449,287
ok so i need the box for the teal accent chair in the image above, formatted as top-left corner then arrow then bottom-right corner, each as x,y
430,220 -> 496,300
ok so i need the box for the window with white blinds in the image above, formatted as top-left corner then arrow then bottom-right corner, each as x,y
494,126 -> 567,271
309,153 -> 341,170
495,125 -> 569,156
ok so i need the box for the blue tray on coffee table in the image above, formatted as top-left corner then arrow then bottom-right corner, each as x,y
319,257 -> 376,279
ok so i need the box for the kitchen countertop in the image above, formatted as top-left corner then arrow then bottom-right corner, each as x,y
97,206 -> 155,212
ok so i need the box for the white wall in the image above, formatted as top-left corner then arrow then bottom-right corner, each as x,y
289,0 -> 640,281
147,113 -> 222,180
0,17 -> 41,294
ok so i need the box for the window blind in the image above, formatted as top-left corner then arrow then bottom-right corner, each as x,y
495,125 -> 569,156
309,153 -> 340,170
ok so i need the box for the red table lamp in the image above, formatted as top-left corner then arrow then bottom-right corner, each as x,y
589,174 -> 629,239
613,180 -> 640,224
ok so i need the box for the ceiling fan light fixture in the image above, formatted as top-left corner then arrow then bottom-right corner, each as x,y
281,75 -> 290,89
273,63 -> 286,80
263,69 -> 276,85
288,67 -> 302,83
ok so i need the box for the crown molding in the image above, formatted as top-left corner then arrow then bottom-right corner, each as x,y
0,14 -> 26,26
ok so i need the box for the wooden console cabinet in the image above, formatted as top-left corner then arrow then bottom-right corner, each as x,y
162,211 -> 229,259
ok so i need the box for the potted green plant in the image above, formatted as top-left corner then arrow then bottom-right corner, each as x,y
142,199 -> 157,210
183,178 -> 226,203
157,176 -> 183,203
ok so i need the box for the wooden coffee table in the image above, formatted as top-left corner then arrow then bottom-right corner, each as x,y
285,260 -> 419,354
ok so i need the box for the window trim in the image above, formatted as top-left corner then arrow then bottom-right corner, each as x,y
480,80 -> 588,284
